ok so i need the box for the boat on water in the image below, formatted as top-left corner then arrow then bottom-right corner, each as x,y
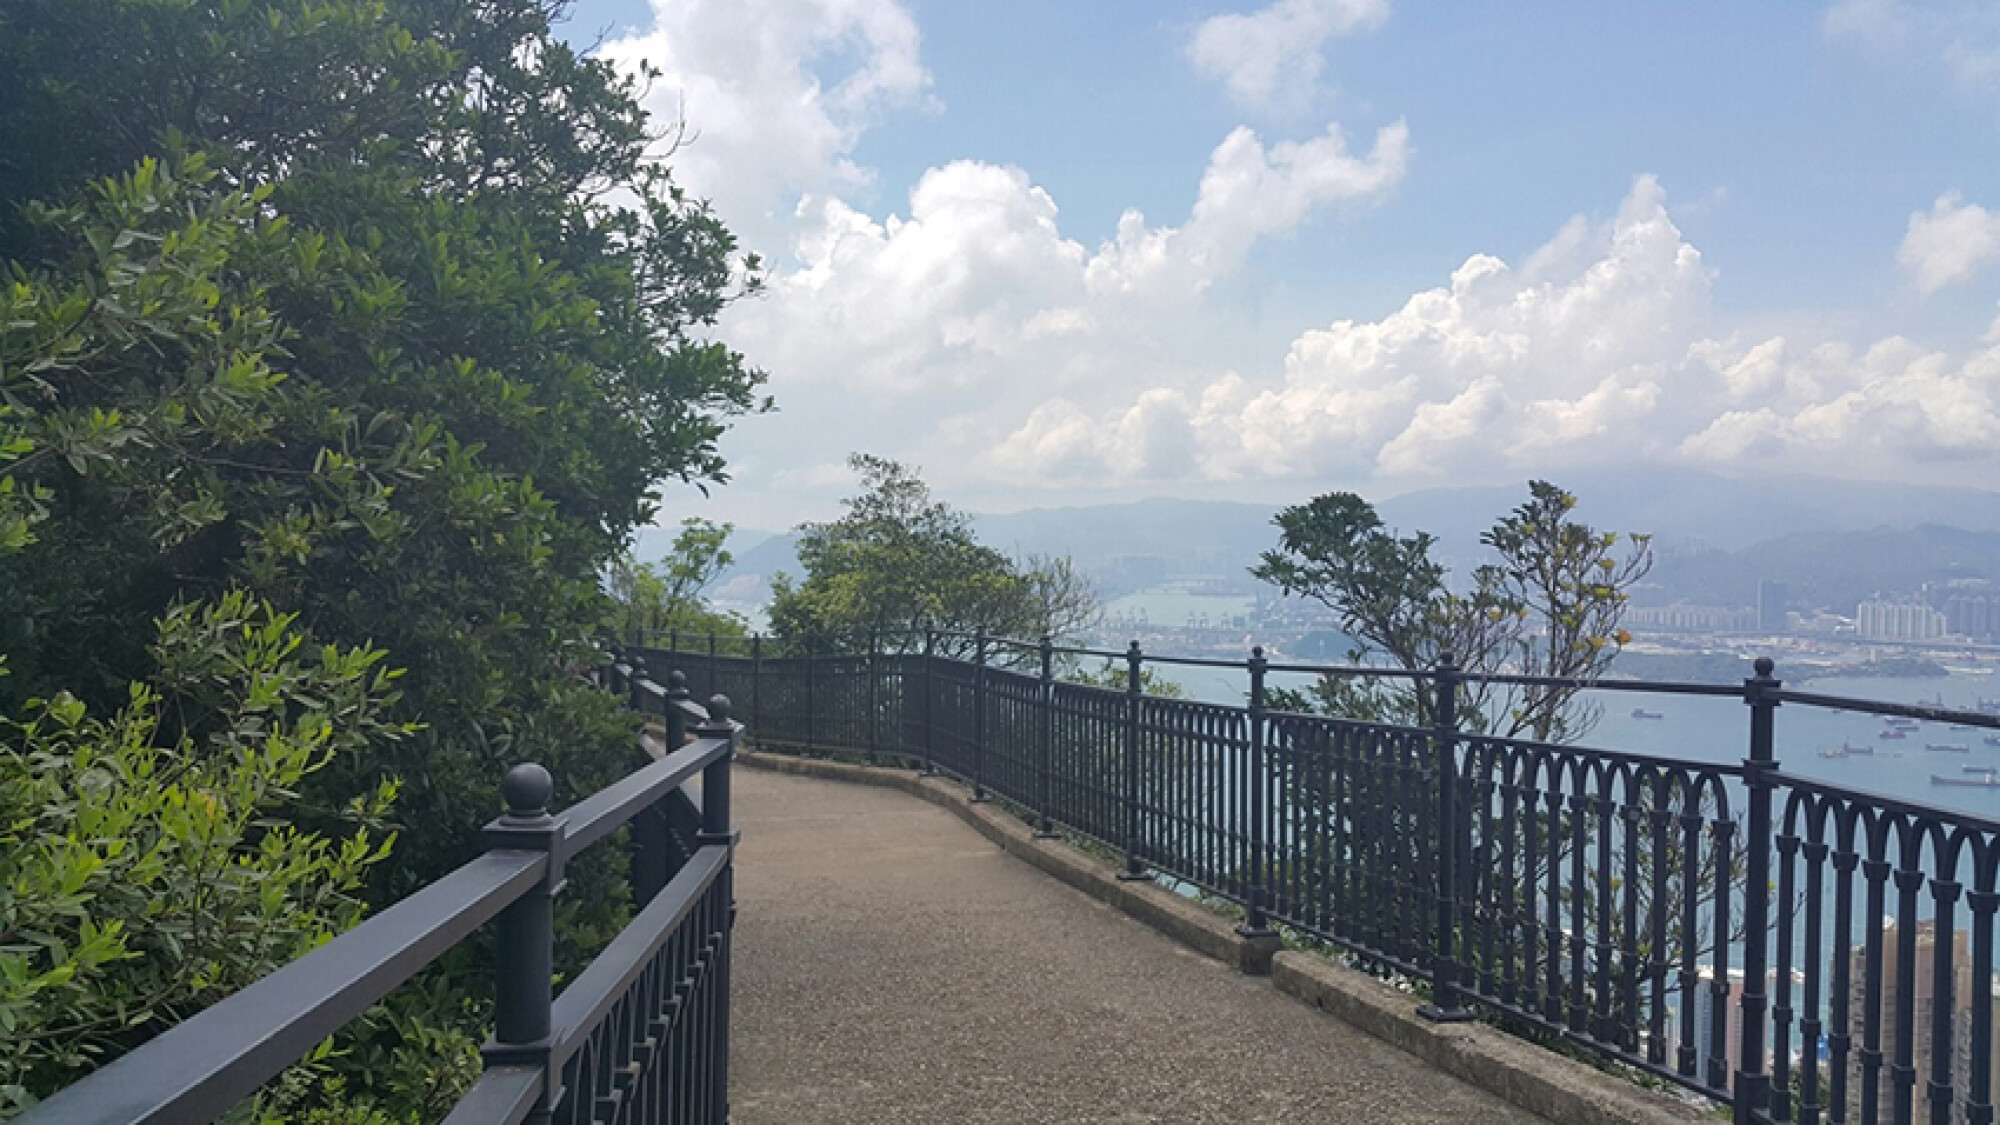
1987,735 -> 2000,747
1964,764 -> 1994,773
1927,743 -> 1973,753
1887,717 -> 1920,729
1933,773 -> 2000,788
1821,742 -> 1875,759
1631,708 -> 1663,720
1880,729 -> 1907,740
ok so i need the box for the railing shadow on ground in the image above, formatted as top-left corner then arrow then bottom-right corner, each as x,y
641,628 -> 2000,1125
20,663 -> 734,1125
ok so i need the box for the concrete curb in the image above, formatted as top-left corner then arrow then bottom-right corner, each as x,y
737,748 -> 1718,1125
1271,954 -> 1707,1125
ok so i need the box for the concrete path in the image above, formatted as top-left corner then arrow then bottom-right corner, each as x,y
729,767 -> 1547,1124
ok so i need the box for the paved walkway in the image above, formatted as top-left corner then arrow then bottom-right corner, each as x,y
729,767 -> 1546,1124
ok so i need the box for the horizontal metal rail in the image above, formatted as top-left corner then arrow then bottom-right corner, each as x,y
21,851 -> 546,1124
24,669 -> 739,1125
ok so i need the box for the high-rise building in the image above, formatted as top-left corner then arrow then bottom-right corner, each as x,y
1845,919 -> 2000,1123
1758,579 -> 1791,633
1856,597 -> 1948,641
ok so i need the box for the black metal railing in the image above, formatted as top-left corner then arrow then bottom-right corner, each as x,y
642,629 -> 2000,1125
21,663 -> 736,1125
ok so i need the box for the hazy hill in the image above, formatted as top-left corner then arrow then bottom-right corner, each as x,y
675,466 -> 2000,609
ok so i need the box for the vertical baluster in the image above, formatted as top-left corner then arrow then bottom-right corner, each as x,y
1774,813 -> 1800,1124
1830,835 -> 1859,1124
1891,836 -> 1923,1125
1647,773 -> 1673,1068
1799,820 -> 1828,1125
1928,864 -> 1961,1125
920,629 -> 938,776
1678,785 -> 1705,1078
1421,655 -> 1471,1021
971,629 -> 990,802
1593,777 -> 1616,1043
1967,875 -> 1997,1125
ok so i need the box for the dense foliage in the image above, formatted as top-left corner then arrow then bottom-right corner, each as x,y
0,0 -> 763,1113
1255,481 -> 1651,740
0,595 -> 402,1114
768,455 -> 1097,659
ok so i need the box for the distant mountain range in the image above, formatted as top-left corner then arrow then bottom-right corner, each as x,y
639,466 -> 2000,611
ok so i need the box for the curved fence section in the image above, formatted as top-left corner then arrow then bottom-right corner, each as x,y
639,632 -> 2000,1125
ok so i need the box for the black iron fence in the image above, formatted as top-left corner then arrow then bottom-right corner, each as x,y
20,664 -> 735,1125
640,630 -> 2000,1125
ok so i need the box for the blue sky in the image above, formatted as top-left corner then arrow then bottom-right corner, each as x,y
558,1 -> 2000,531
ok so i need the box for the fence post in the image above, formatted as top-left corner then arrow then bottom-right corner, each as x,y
1035,634 -> 1058,838
483,763 -> 564,1122
707,631 -> 718,698
693,696 -> 737,1125
665,670 -> 692,750
751,634 -> 763,734
1117,640 -> 1148,882
805,638 -> 816,754
1735,657 -> 1780,1123
1240,645 -> 1275,937
625,654 -> 647,712
920,628 -> 939,775
867,629 -> 880,765
1418,653 -> 1473,1023
630,669 -> 689,907
971,628 -> 991,802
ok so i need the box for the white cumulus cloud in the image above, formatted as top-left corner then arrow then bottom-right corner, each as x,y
600,0 -> 932,237
991,175 -> 2000,490
1190,0 -> 1391,109
1824,0 -> 2000,92
728,121 -> 1408,393
1899,193 -> 2000,294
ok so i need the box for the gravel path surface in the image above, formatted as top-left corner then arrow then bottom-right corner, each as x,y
729,767 -> 1546,1124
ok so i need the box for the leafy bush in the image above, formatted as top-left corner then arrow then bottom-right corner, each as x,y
0,593 -> 403,1115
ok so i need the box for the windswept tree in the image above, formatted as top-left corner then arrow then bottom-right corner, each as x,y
768,455 -> 1098,657
1253,481 -> 1651,742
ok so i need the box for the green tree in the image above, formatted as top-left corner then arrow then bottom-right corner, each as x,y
606,517 -> 747,642
0,0 -> 764,880
0,594 -> 402,1115
0,0 -> 765,1112
1254,481 -> 1650,741
768,454 -> 1097,658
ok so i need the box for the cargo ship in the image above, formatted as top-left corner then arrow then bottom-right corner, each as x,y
1933,770 -> 2000,788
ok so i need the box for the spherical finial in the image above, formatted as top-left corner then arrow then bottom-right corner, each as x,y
1252,645 -> 1265,659
629,654 -> 648,677
668,669 -> 689,697
1127,640 -> 1141,654
706,694 -> 733,724
1437,651 -> 1456,667
502,762 -> 554,817
1754,656 -> 1775,676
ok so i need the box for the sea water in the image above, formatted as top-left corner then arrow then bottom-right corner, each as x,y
1146,662 -> 2000,822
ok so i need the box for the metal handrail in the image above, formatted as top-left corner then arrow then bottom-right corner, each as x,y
22,667 -> 737,1125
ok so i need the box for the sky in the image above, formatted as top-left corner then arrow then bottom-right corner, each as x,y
556,0 -> 2000,533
